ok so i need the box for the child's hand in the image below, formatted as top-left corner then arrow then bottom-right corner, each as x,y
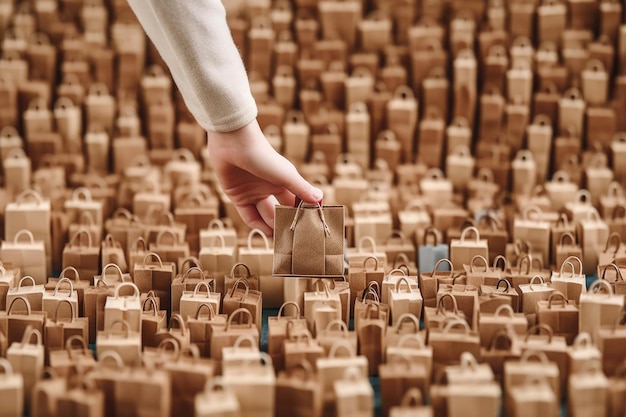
207,119 -> 323,236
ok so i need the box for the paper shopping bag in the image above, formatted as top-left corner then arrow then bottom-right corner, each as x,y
356,302 -> 386,376
334,367 -> 375,417
187,303 -> 227,358
221,352 -> 275,417
42,277 -> 79,321
551,255 -> 586,303
379,355 -> 431,417
1,229 -> 46,285
0,296 -> 46,346
61,229 -> 100,285
103,282 -> 141,333
96,319 -> 142,367
4,189 -> 51,275
449,226 -> 489,273
0,358 -> 24,417
6,275 -> 44,313
419,258 -> 458,308
513,205 -> 551,265
210,308 -> 259,361
171,265 -> 214,315
222,279 -> 263,333
506,375 -> 558,417
275,361 -> 323,417
567,363 -> 609,417
428,319 -> 481,379
596,314 -> 626,377
7,326 -> 44,413
132,252 -> 176,313
389,388 -> 432,417
194,378 -> 241,417
48,335 -> 97,380
578,208 -> 610,275
536,291 -> 580,345
579,279 -> 625,343
267,301 -> 308,371
478,304 -> 528,348
273,202 -> 345,277
140,296 -> 167,349
180,281 -> 221,323
44,299 -> 89,360
83,277 -> 115,344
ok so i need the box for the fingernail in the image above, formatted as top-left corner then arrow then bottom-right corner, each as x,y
311,187 -> 324,203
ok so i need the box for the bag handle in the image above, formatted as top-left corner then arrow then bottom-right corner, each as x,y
207,234 -> 226,250
233,334 -> 259,350
58,266 -> 80,282
524,323 -> 554,343
230,263 -> 252,279
357,236 -> 378,253
155,228 -> 179,246
180,256 -> 202,272
393,313 -> 420,334
68,228 -> 93,248
53,299 -> 76,323
571,332 -> 594,351
520,349 -> 550,364
195,303 -> 217,320
98,351 -> 125,369
393,253 -> 410,269
182,266 -> 205,282
17,275 -> 37,288
558,261 -> 576,278
53,277 -> 75,297
13,229 -> 36,244
488,328 -> 514,352
494,304 -> 515,317
522,204 -> 544,221
156,338 -> 180,358
169,313 -> 187,335
71,186 -> 93,202
247,228 -> 272,249
559,232 -> 577,248
528,275 -> 546,291
394,276 -> 414,293
20,326 -> 42,346
142,252 -> 164,268
397,333 -> 426,350
400,387 -> 423,408
16,189 -> 44,205
442,318 -> 470,334
228,278 -> 250,298
323,319 -> 349,335
547,291 -> 568,308
436,293 -> 460,315
496,279 -> 510,292
107,319 -> 132,338
588,274 -> 619,297
362,256 -> 379,270
193,281 -> 214,297
604,232 -> 622,256
114,282 -> 140,299
132,236 -> 147,253
460,226 -> 481,242
470,255 -> 489,272
561,255 -> 583,275
7,296 -> 32,316
225,307 -> 253,330
101,263 -> 125,282
328,339 -> 356,358
65,335 -> 89,354
432,258 -> 454,273
142,297 -> 159,316
277,301 -> 301,318
599,266 -> 622,286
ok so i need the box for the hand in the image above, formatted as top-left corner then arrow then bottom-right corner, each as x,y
207,119 -> 323,236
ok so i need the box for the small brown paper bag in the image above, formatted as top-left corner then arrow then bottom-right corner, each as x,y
273,202 -> 345,277
536,291 -> 580,345
275,361 -> 323,417
96,319 -> 142,367
550,255 -> 586,303
180,281 -> 221,323
449,226 -> 489,271
1,229 -> 47,285
0,358 -> 24,417
222,279 -> 263,333
479,304 -> 528,348
428,319 -> 481,381
103,282 -> 141,333
518,275 -> 555,317
7,326 -> 44,414
187,303 -> 227,359
194,378 -> 241,417
579,279 -> 625,343
6,275 -> 44,313
334,366 -> 375,417
61,229 -> 100,285
568,362 -> 609,417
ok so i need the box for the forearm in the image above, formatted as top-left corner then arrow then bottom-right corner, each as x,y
127,0 -> 257,132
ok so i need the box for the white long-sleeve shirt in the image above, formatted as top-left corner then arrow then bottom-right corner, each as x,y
126,0 -> 258,132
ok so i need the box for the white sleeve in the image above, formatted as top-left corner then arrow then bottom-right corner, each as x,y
126,0 -> 258,132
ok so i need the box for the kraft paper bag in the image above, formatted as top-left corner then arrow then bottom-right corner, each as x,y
194,378 -> 241,417
275,361 -> 323,417
61,229 -> 100,285
56,381 -> 105,417
449,226 -> 489,271
222,279 -> 263,333
224,263 -> 259,296
334,367 -> 375,417
0,229 -> 47,285
579,279 -> 625,343
210,307 -> 260,361
96,319 -> 142,367
132,252 -> 176,313
100,233 -> 128,273
596,315 -> 626,378
198,235 -> 236,294
5,189 -> 51,274
267,301 -> 308,371
103,282 -> 141,333
356,302 -> 386,376
418,227 -> 449,275
42,277 -> 79,321
7,326 -> 44,414
389,388 -> 432,417
0,358 -> 24,417
513,205 -> 551,265
578,208 -> 610,275
550,255 -> 586,303
506,375 -> 558,417
273,202 -> 345,277
478,304 -> 528,348
536,291 -> 580,345
221,352 -> 275,417
43,299 -> 89,362
379,356 -> 430,417
428,319 -> 481,384
140,297 -> 167,349
171,265 -> 214,315
388,276 -> 423,326
283,331 -> 325,372
419,259 -> 459,309
316,319 -> 357,358
180,281 -> 221,323
6,275 -> 44,313
519,275 -> 556,317
567,332 -> 603,378
187,303 -> 227,359
567,363 -> 609,417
